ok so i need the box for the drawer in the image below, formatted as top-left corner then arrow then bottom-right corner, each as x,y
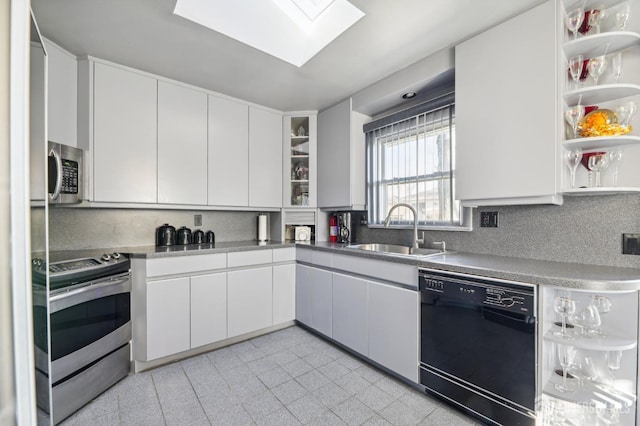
311,250 -> 332,268
332,254 -> 417,288
146,253 -> 227,278
297,247 -> 313,263
227,249 -> 273,268
273,247 -> 296,262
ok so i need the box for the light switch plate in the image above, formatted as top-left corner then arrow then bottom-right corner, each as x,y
623,233 -> 640,255
480,211 -> 498,228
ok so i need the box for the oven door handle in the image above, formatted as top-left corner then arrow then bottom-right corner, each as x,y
49,274 -> 131,314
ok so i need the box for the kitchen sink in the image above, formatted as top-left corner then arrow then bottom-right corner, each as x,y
346,243 -> 444,257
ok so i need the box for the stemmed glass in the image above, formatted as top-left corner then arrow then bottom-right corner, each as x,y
554,296 -> 576,339
588,153 -> 609,187
616,4 -> 631,30
555,344 -> 576,393
565,8 -> 585,40
606,350 -> 623,386
569,354 -> 598,388
565,148 -> 582,188
588,55 -> 607,86
565,105 -> 585,139
609,52 -> 622,84
607,150 -> 623,187
588,8 -> 606,34
616,101 -> 637,129
569,55 -> 584,90
579,304 -> 602,337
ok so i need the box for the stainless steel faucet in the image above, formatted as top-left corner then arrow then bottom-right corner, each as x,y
383,203 -> 424,249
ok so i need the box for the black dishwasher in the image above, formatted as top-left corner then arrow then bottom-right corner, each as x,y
419,269 -> 537,426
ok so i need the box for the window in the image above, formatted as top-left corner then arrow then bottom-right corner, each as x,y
366,101 -> 471,229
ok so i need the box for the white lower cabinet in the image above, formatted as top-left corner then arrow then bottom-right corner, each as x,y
190,273 -> 227,348
146,277 -> 191,361
273,264 -> 296,324
332,272 -> 368,355
295,264 -> 332,337
227,267 -> 273,338
368,281 -> 419,382
296,264 -> 313,326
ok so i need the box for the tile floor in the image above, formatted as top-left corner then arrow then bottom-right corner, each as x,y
59,326 -> 480,426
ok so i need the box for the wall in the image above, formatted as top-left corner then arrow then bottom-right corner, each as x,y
355,194 -> 640,269
48,208 -> 267,251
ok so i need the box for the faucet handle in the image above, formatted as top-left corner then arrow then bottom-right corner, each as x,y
417,231 -> 425,246
433,240 -> 446,252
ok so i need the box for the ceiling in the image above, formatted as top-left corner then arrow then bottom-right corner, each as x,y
31,0 -> 542,114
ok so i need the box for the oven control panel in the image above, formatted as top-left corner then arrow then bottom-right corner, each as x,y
32,253 -> 130,289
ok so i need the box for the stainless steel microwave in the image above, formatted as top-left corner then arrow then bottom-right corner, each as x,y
48,142 -> 83,204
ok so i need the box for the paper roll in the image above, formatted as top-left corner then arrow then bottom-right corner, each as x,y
258,214 -> 268,242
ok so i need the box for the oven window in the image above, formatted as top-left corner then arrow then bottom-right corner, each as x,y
50,293 -> 130,361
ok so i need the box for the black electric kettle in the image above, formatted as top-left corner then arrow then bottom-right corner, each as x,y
156,223 -> 176,246
206,230 -> 215,244
192,229 -> 205,244
176,226 -> 192,245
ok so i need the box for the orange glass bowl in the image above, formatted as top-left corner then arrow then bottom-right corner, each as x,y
578,109 -> 631,137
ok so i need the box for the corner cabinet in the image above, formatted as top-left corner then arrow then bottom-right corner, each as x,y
455,0 -> 562,207
317,98 -> 370,210
283,113 -> 317,208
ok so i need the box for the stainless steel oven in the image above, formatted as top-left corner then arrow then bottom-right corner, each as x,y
419,269 -> 537,426
33,253 -> 131,424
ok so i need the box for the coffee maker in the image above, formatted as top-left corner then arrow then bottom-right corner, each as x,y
337,212 -> 353,244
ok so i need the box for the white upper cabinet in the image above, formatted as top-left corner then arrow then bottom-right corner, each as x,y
208,95 -> 249,207
455,0 -> 561,206
43,38 -> 77,147
92,62 -> 158,203
318,98 -> 369,210
157,81 -> 208,205
249,107 -> 282,208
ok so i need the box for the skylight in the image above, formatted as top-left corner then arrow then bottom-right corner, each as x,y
173,0 -> 364,67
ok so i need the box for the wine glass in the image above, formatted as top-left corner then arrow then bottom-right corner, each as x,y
588,8 -> 605,34
555,344 -> 576,392
565,8 -> 585,40
616,4 -> 631,30
607,150 -> 623,187
588,55 -> 607,86
553,296 -> 576,339
565,105 -> 585,139
569,55 -> 584,90
609,52 -> 622,84
569,354 -> 598,388
606,350 -> 623,385
565,148 -> 582,188
616,101 -> 637,128
579,305 -> 602,337
588,153 -> 609,187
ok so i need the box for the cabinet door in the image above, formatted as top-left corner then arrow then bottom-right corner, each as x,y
296,264 -> 313,326
368,281 -> 419,382
191,272 -> 227,348
455,1 -> 558,205
227,267 -> 273,337
146,277 -> 190,360
208,95 -> 249,207
273,264 -> 295,324
157,81 -> 208,205
318,99 -> 368,210
310,268 -> 332,337
332,272 -> 368,355
44,39 -> 77,147
93,62 -> 157,203
249,107 -> 282,208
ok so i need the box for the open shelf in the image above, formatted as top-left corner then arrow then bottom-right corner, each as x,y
543,374 -> 636,408
564,84 -> 640,106
563,31 -> 640,58
543,330 -> 637,351
563,135 -> 640,150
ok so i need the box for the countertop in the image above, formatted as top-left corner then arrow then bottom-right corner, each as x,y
48,240 -> 640,291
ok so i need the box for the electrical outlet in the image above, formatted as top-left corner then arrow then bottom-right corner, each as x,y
194,214 -> 202,227
480,211 -> 498,228
622,233 -> 640,255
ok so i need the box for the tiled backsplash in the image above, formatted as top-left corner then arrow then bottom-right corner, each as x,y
356,194 -> 640,269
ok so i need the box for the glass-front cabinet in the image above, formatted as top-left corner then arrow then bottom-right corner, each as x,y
539,286 -> 638,425
283,112 -> 317,208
